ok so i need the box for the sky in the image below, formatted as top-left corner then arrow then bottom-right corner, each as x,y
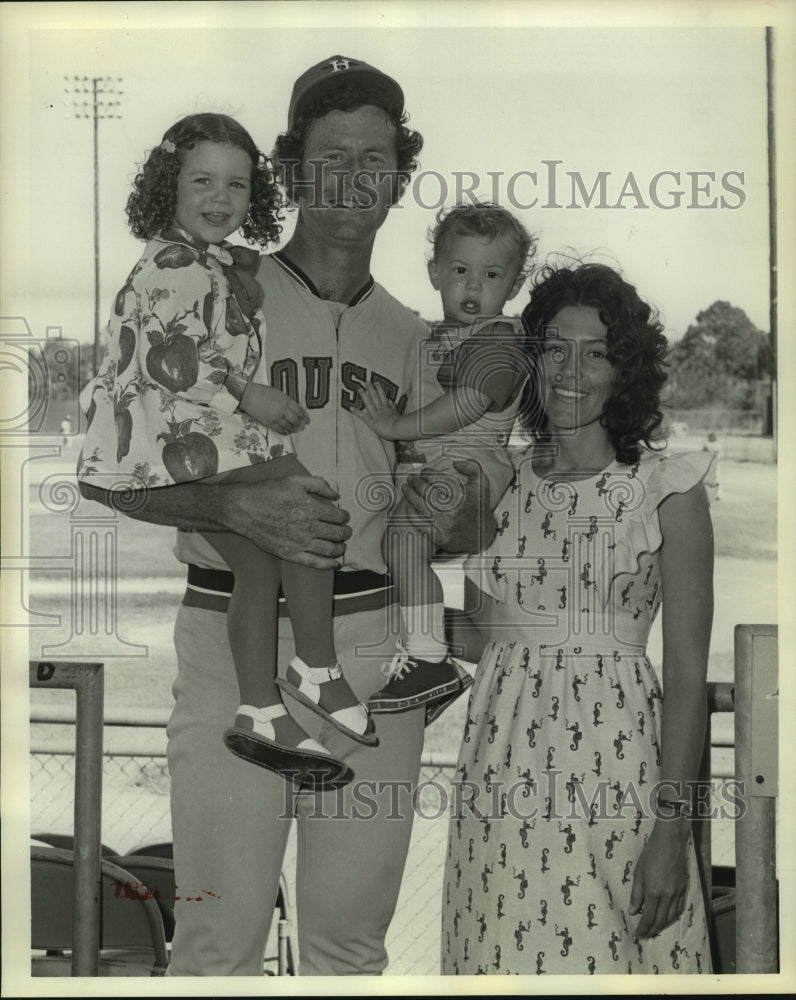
1,1 -> 789,357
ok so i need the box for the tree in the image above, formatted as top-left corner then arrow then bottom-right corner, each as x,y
666,301 -> 774,409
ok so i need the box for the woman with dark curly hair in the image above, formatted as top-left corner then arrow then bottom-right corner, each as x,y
442,260 -> 716,974
77,112 -> 375,789
518,261 -> 669,462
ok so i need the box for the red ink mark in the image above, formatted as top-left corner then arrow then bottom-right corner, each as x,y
172,886 -> 221,901
114,880 -> 159,901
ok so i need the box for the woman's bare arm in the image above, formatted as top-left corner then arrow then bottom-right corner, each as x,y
445,576 -> 496,664
629,483 -> 714,940
657,483 -> 714,805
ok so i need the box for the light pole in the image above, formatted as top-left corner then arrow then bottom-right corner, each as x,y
64,76 -> 123,372
765,28 -> 777,453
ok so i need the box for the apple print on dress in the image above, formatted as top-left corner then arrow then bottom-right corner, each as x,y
145,313 -> 201,394
84,391 -> 98,430
142,244 -> 208,390
77,231 -> 281,494
114,280 -> 132,317
112,260 -> 144,317
158,417 -> 219,482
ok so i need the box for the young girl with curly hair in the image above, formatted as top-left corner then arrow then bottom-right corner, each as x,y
77,113 -> 376,788
442,260 -> 716,974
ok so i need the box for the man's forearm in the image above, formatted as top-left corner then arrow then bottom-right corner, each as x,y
79,479 -> 238,534
79,474 -> 351,570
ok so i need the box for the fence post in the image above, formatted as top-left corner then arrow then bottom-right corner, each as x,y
695,681 -> 735,915
734,624 -> 778,974
30,661 -> 104,976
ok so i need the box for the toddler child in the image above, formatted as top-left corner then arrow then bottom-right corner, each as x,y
77,113 -> 376,789
354,202 -> 537,713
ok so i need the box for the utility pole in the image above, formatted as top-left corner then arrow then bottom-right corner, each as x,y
64,76 -> 123,371
765,29 -> 777,454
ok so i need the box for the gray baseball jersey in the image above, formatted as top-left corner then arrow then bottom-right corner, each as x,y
175,250 -> 441,574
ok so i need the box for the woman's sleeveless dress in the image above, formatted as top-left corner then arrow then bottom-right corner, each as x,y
442,448 -> 715,975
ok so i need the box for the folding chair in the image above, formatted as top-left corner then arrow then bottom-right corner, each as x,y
106,854 -> 177,943
127,840 -> 175,860
121,841 -> 297,974
31,845 -> 169,976
31,831 -> 118,857
268,869 -> 298,976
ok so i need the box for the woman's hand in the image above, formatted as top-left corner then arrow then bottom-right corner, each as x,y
352,383 -> 403,439
241,382 -> 308,434
628,818 -> 691,940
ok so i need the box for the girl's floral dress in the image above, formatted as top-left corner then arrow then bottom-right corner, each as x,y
77,226 -> 290,490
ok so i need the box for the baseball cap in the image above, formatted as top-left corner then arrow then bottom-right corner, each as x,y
287,55 -> 404,130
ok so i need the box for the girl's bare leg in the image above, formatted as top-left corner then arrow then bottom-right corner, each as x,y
200,519 -> 351,786
200,528 -> 282,709
280,560 -> 336,668
203,455 -> 376,747
201,454 -> 327,705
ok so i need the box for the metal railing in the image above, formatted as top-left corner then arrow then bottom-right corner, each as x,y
733,624 -> 778,973
29,661 -> 104,977
29,626 -> 779,975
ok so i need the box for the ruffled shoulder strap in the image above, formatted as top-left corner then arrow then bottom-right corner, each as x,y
636,448 -> 717,510
607,448 -> 717,587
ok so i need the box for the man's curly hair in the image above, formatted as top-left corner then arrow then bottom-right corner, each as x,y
126,113 -> 283,247
271,81 -> 423,205
518,261 -> 669,464
428,202 -> 538,282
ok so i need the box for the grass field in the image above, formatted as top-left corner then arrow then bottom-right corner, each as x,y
25,448 -> 778,755
26,444 -> 777,575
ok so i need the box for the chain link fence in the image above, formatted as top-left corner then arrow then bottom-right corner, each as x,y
31,751 -> 172,854
28,747 -> 740,976
30,746 -> 455,975
29,682 -> 741,978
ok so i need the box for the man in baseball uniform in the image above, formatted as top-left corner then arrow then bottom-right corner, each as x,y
77,56 -> 487,976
